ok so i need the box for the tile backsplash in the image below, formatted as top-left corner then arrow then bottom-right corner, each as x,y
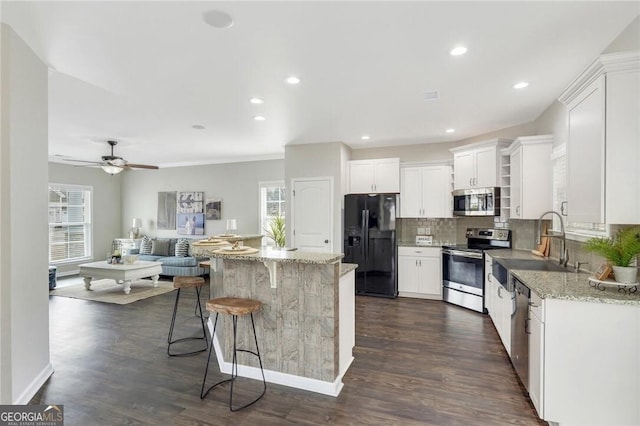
397,216 -> 615,274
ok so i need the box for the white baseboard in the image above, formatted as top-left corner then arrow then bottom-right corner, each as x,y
14,363 -> 54,404
208,319 -> 345,397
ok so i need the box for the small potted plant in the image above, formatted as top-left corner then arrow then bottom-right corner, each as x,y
584,227 -> 640,283
264,215 -> 286,249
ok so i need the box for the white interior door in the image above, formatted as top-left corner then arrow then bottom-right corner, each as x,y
292,178 -> 333,252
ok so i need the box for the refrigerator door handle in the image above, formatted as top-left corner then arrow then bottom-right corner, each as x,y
361,209 -> 367,258
363,209 -> 370,261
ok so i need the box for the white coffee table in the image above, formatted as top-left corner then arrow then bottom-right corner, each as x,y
79,260 -> 163,294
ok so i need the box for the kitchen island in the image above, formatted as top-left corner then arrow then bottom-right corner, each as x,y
191,245 -> 356,396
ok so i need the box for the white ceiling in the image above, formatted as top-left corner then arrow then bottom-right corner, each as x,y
2,1 -> 638,168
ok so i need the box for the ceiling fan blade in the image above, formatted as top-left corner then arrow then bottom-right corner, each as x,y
124,163 -> 159,170
63,159 -> 104,165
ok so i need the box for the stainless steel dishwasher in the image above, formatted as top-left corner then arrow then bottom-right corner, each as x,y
510,276 -> 530,391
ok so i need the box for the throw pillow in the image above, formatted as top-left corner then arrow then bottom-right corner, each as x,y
140,235 -> 152,255
175,239 -> 189,257
151,239 -> 170,256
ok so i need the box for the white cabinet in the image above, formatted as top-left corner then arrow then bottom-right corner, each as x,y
484,254 -> 512,355
505,135 -> 553,220
400,165 -> 452,218
559,51 -> 640,224
529,296 -> 640,425
528,290 -> 544,418
451,139 -> 512,190
348,158 -> 400,194
398,246 -> 441,299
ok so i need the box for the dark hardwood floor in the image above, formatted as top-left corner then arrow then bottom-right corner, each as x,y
33,280 -> 544,425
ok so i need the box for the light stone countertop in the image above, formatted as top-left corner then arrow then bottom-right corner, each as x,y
397,242 -> 446,248
489,249 -> 640,306
192,246 -> 344,264
340,263 -> 358,277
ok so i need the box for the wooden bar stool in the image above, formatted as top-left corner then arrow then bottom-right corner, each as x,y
167,276 -> 207,357
200,297 -> 266,411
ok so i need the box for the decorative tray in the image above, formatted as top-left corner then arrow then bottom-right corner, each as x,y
213,247 -> 259,255
192,239 -> 228,246
588,276 -> 638,294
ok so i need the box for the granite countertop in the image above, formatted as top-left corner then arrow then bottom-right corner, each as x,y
192,246 -> 344,264
340,263 -> 358,277
206,234 -> 263,241
489,249 -> 640,306
397,242 -> 446,248
512,270 -> 640,306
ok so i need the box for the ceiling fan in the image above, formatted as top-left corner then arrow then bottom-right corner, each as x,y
67,140 -> 159,175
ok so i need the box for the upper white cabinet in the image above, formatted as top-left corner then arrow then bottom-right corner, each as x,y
558,51 -> 640,224
451,139 -> 512,190
348,158 -> 400,194
400,164 -> 452,218
504,135 -> 553,220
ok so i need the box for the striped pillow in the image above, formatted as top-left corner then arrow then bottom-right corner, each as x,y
175,239 -> 189,257
140,235 -> 152,255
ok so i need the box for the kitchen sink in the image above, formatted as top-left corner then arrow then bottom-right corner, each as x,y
496,258 -> 569,273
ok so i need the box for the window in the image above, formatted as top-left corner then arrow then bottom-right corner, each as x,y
259,181 -> 285,246
48,184 -> 92,263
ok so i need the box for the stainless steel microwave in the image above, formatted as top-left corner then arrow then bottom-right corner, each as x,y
452,187 -> 500,216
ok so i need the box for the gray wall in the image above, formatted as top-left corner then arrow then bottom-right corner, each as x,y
284,142 -> 350,253
48,163 -> 123,275
350,121 -> 535,163
0,24 -> 50,404
603,16 -> 639,54
121,159 -> 284,238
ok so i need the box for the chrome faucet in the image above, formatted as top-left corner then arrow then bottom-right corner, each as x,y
536,210 -> 569,267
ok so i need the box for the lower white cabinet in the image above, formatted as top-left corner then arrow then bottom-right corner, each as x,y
528,290 -> 544,417
398,246 -> 442,299
484,254 -> 511,355
530,296 -> 639,425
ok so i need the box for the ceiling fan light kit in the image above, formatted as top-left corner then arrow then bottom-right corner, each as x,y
102,164 -> 124,175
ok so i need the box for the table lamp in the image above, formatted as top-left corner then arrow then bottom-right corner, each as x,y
130,218 -> 142,238
226,219 -> 237,236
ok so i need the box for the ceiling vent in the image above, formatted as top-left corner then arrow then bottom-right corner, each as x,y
424,91 -> 440,101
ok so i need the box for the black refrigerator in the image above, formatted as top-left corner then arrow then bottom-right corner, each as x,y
343,194 -> 397,298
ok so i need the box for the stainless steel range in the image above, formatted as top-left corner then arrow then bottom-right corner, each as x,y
442,228 -> 511,313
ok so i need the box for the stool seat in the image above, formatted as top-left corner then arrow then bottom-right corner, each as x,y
206,297 -> 261,316
173,276 -> 205,289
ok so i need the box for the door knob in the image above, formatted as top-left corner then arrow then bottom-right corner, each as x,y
324,239 -> 329,243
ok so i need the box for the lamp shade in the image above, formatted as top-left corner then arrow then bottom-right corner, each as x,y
132,218 -> 142,228
102,164 -> 123,175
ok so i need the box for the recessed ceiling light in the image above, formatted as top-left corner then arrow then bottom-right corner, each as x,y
450,46 -> 467,56
513,81 -> 529,89
361,135 -> 370,140
249,97 -> 264,104
192,124 -> 205,130
203,10 -> 234,29
445,128 -> 455,133
285,76 -> 301,85
253,115 -> 266,121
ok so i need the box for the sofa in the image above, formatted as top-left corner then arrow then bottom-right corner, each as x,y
134,237 -> 209,277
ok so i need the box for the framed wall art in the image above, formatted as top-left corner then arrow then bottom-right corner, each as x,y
177,213 -> 205,235
157,191 -> 177,230
205,198 -> 222,220
178,191 -> 204,213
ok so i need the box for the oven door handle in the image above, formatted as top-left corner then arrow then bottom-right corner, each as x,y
442,249 -> 483,260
